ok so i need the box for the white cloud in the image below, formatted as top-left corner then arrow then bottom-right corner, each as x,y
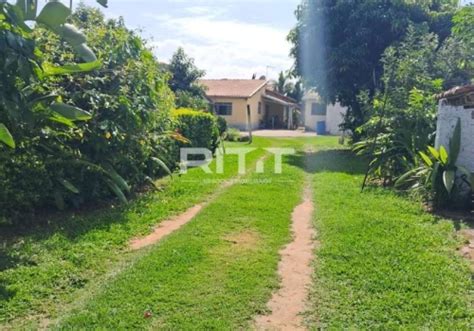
150,14 -> 293,79
184,6 -> 225,16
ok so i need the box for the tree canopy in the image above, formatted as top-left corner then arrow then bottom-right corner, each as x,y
288,0 -> 459,136
452,5 -> 474,76
275,71 -> 304,103
168,47 -> 208,109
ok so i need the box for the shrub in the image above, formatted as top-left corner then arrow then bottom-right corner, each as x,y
216,116 -> 228,136
172,108 -> 220,153
396,119 -> 472,209
354,27 -> 445,185
225,128 -> 242,142
354,23 -> 472,188
0,6 -> 176,220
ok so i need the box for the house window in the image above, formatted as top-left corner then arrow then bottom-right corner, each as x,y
311,103 -> 327,116
258,102 -> 262,114
215,103 -> 233,116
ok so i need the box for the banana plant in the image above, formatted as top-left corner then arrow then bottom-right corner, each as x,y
396,118 -> 472,203
0,0 -> 109,149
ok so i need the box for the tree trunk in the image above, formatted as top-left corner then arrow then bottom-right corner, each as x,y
247,104 -> 253,144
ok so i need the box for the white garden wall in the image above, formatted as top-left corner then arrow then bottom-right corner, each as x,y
435,86 -> 474,172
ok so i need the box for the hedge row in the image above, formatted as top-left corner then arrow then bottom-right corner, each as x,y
172,108 -> 220,153
0,6 -> 225,222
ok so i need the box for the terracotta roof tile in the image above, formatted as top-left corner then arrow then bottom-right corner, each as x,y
436,85 -> 474,100
199,79 -> 267,98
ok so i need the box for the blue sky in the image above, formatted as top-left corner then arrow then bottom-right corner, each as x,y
73,0 -> 300,79
41,0 -> 473,79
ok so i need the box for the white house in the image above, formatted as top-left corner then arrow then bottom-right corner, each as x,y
199,79 -> 346,135
200,79 -> 299,130
302,90 -> 347,135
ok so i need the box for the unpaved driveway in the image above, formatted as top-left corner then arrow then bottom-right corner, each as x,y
243,130 -> 318,138
255,183 -> 315,330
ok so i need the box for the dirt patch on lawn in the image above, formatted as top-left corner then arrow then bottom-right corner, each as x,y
129,204 -> 203,250
254,185 -> 315,330
224,230 -> 260,250
209,230 -> 260,259
458,229 -> 474,271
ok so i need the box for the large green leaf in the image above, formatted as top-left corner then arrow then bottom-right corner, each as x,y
105,179 -> 128,204
151,157 -> 173,177
50,24 -> 99,61
60,179 -> 79,194
15,0 -> 27,17
448,118 -> 461,167
439,146 -> 448,165
28,93 -> 59,106
42,60 -> 101,76
97,0 -> 108,8
36,0 -> 71,27
419,151 -> 433,167
427,146 -> 440,160
104,165 -> 130,193
10,3 -> 33,32
15,0 -> 37,20
71,43 -> 97,62
0,123 -> 15,148
50,102 -> 92,121
443,170 -> 456,194
395,167 -> 422,189
25,0 -> 37,20
49,114 -> 77,127
56,23 -> 87,46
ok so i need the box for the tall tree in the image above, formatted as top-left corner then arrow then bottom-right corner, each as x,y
168,47 -> 208,109
288,0 -> 459,138
453,5 -> 474,45
287,80 -> 304,102
452,5 -> 474,79
276,71 -> 287,94
275,71 -> 304,103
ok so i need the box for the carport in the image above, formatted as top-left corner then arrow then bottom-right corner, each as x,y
262,90 -> 299,130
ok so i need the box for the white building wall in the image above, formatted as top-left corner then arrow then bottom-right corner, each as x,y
304,104 -> 325,132
326,103 -> 347,135
303,91 -> 347,135
435,100 -> 474,172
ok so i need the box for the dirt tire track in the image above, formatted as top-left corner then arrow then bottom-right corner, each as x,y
129,154 -> 270,250
129,204 -> 204,250
255,148 -> 316,331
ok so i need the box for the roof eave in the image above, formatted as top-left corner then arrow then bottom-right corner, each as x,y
207,95 -> 250,99
248,81 -> 269,98
436,85 -> 474,100
263,95 -> 298,107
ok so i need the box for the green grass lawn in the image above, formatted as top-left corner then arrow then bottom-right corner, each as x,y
305,149 -> 473,329
0,136 -> 338,328
1,136 -> 472,329
0,140 -> 270,327
53,151 -> 305,329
